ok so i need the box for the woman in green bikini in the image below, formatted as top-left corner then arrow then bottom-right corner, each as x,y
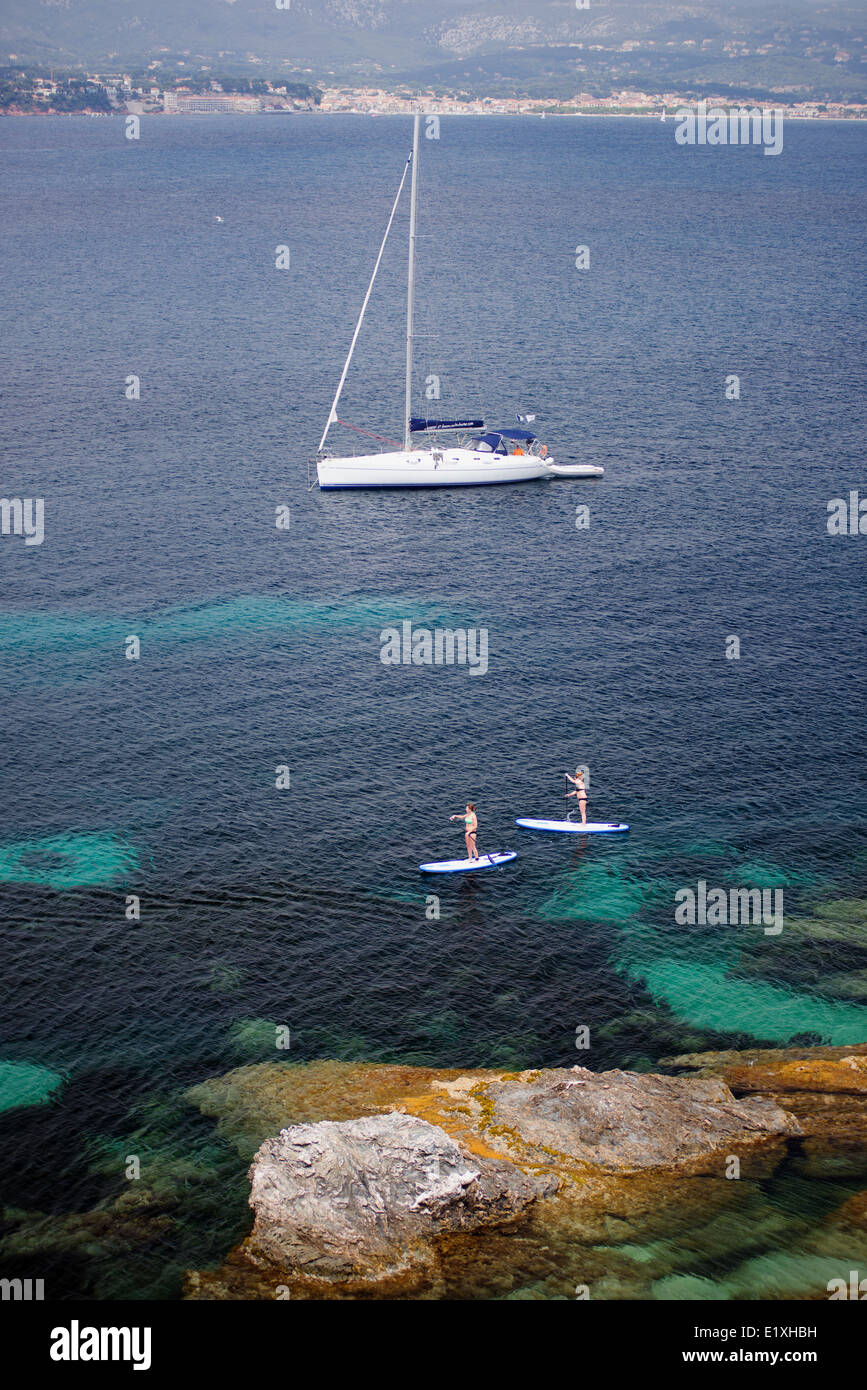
450,803 -> 479,861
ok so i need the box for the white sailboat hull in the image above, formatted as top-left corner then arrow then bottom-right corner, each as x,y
317,447 -> 554,489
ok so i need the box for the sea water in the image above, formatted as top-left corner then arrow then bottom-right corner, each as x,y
0,113 -> 864,1298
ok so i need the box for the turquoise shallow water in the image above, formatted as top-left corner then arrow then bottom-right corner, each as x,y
0,112 -> 864,1298
0,1061 -> 64,1115
539,853 -> 867,1044
0,594 -> 469,650
636,957 -> 867,1044
0,832 -> 139,889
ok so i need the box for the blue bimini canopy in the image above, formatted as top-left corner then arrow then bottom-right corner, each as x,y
497,427 -> 537,442
475,427 -> 537,453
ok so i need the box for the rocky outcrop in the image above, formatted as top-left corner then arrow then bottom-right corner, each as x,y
662,1044 -> 867,1091
240,1112 -> 553,1291
184,1057 -> 825,1298
467,1068 -> 801,1175
663,1045 -> 867,1177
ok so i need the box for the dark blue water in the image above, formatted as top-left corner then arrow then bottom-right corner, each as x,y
1,114 -> 865,1298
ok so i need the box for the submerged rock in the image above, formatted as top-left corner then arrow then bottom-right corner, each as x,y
662,1044 -> 867,1091
184,1059 -> 490,1158
825,1189 -> 867,1233
663,1045 -> 867,1177
0,1185 -> 178,1262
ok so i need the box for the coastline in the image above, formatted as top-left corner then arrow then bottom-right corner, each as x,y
3,110 -> 865,122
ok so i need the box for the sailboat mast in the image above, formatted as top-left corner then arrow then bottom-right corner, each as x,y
316,140 -> 413,457
403,111 -> 421,452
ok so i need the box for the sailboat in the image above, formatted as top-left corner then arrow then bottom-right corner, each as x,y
315,113 -> 602,489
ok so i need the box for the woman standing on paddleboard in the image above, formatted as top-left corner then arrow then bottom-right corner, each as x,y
450,803 -> 479,861
565,769 -> 588,825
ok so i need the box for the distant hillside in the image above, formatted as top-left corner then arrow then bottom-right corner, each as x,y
1,1 -> 864,100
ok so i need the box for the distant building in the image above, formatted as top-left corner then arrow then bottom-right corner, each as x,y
163,92 -> 262,113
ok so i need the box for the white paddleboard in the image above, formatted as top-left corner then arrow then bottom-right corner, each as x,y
515,819 -> 629,834
419,851 -> 518,874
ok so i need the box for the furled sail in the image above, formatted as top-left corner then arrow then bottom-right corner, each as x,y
410,417 -> 484,432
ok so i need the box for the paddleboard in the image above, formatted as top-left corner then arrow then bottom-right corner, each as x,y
418,850 -> 518,873
515,819 -> 629,834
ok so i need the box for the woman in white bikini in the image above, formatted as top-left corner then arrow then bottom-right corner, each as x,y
565,769 -> 588,825
450,803 -> 479,861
